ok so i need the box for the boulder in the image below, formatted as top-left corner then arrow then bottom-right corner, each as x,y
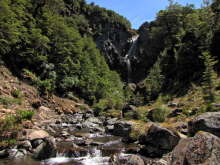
167,108 -> 183,118
32,139 -> 44,148
0,150 -> 8,158
22,129 -> 50,141
111,154 -> 145,165
32,137 -> 57,160
18,140 -> 32,151
6,149 -> 27,159
57,142 -> 87,157
86,117 -> 102,125
188,112 -> 220,137
139,124 -> 180,157
104,118 -> 118,126
112,121 -> 132,138
170,131 -> 220,165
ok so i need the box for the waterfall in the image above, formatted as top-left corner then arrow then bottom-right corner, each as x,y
125,35 -> 139,83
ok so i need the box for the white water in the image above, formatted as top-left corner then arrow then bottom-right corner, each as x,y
125,35 -> 139,83
41,147 -> 110,165
80,148 -> 110,165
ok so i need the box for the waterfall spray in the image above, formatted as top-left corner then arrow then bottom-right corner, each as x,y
125,35 -> 139,83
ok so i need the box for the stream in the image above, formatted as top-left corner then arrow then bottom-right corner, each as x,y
0,113 -> 140,165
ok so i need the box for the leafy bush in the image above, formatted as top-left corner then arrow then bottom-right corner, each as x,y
11,89 -> 22,98
0,96 -> 22,106
151,105 -> 170,122
200,51 -> 218,104
124,111 -> 141,120
17,110 -> 34,121
144,58 -> 164,101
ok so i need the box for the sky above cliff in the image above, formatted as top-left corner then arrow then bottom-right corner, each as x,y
86,0 -> 204,29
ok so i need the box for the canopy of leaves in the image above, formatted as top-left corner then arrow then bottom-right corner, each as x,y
0,0 -> 127,107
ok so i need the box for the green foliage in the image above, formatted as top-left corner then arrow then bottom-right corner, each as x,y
200,51 -> 218,103
0,139 -> 17,147
23,69 -> 54,94
124,111 -> 140,120
0,0 -> 126,110
16,110 -> 34,121
0,110 -> 34,142
144,58 -> 164,101
151,104 -> 170,123
11,89 -> 22,98
137,1 -> 220,97
0,96 -> 22,107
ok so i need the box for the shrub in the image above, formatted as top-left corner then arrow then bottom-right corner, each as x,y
22,69 -> 54,94
17,110 -> 34,121
152,104 -> 170,122
200,51 -> 218,104
124,111 -> 141,120
0,96 -> 22,106
11,89 -> 22,98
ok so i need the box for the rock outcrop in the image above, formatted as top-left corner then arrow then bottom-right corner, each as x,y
32,137 -> 57,160
170,131 -> 220,165
188,112 -> 220,137
139,124 -> 180,157
112,120 -> 132,138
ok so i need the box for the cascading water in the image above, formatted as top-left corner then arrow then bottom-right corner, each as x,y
125,35 -> 139,83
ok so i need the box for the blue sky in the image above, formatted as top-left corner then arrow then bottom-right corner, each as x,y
86,0 -> 204,29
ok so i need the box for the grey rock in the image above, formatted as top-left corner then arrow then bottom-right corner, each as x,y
86,117 -> 102,125
105,118 -> 118,126
167,108 -> 183,118
170,131 -> 220,165
139,124 -> 180,157
32,137 -> 57,160
0,150 -> 8,158
32,139 -> 44,148
18,140 -> 32,151
111,154 -> 145,165
188,112 -> 220,137
7,149 -> 26,159
105,125 -> 114,133
112,121 -> 132,138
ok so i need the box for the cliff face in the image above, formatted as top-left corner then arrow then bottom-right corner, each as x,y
64,1 -> 134,80
129,22 -> 163,82
94,25 -> 133,79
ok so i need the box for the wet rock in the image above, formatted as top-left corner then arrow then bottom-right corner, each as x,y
82,118 -> 104,132
105,125 -> 114,134
18,140 -> 32,151
124,145 -> 141,154
111,154 -> 145,165
57,142 -> 87,157
112,121 -> 132,138
0,150 -> 8,158
142,157 -> 168,165
139,124 -> 180,158
86,117 -> 102,125
188,112 -> 220,137
170,131 -> 220,165
104,118 -> 118,126
32,137 -> 57,160
31,139 -> 44,148
6,149 -> 26,159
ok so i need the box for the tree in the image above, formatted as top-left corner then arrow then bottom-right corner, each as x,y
201,51 -> 218,103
